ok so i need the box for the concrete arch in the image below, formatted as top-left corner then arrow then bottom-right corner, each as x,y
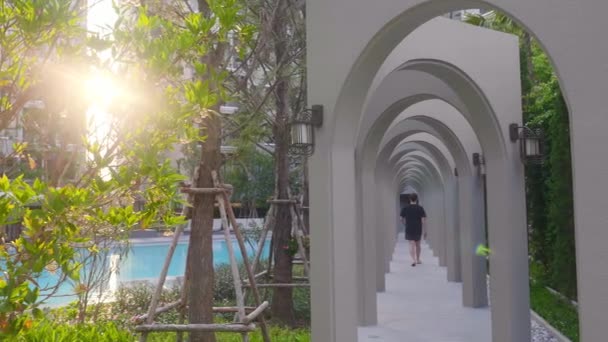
358,109 -> 487,325
356,99 -> 479,324
390,144 -> 458,267
375,138 -> 456,288
357,99 -> 486,326
394,155 -> 442,182
381,108 -> 477,175
402,183 -> 419,193
391,144 -> 452,183
395,159 -> 439,183
309,18 -> 529,342
393,150 -> 447,183
309,3 -> 608,336
383,120 -> 478,287
360,60 -> 502,164
396,163 -> 431,182
389,136 -> 455,176
377,115 -> 487,309
357,98 -> 491,325
401,179 -> 425,193
398,169 -> 430,186
398,166 -> 433,188
402,179 -> 424,193
354,52 -> 506,327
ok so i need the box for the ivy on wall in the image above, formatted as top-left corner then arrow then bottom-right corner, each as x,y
524,44 -> 577,299
466,12 -> 577,299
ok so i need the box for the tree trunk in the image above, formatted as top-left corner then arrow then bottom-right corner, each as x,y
269,0 -> 295,326
187,112 -> 220,342
270,127 -> 295,325
185,2 -> 228,340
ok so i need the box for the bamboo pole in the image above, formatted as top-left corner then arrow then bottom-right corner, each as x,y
253,275 -> 308,281
176,247 -> 190,342
267,199 -> 297,204
135,323 -> 257,333
239,205 -> 273,323
180,187 -> 227,194
243,283 -> 310,288
139,222 -> 185,342
293,199 -> 309,235
135,302 -> 260,322
290,204 -> 310,277
134,301 -> 182,323
220,186 -> 271,342
177,186 -> 194,342
266,233 -> 274,275
243,301 -> 269,324
214,173 -> 249,342
213,306 -> 257,313
254,270 -> 269,279
251,205 -> 274,275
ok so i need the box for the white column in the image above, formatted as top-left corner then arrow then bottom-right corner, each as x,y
357,162 -> 378,326
486,158 -> 530,341
309,143 -> 359,342
445,176 -> 462,282
459,175 -> 488,308
437,187 -> 448,267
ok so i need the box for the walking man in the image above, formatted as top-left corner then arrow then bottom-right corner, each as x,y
400,193 -> 427,267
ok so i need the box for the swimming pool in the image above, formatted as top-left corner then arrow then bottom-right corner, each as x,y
38,238 -> 270,306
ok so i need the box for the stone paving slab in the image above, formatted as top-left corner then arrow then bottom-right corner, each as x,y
358,237 -> 491,342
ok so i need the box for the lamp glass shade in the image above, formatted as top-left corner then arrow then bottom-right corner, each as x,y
524,137 -> 541,157
291,122 -> 313,146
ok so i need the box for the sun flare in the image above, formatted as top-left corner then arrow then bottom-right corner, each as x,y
85,74 -> 119,108
85,73 -> 116,139
85,73 -> 116,182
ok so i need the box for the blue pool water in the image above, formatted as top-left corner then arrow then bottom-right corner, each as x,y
37,239 -> 269,306
119,240 -> 266,281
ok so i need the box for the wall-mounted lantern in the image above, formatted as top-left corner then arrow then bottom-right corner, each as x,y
472,153 -> 486,175
289,105 -> 323,157
219,104 -> 239,115
509,123 -> 544,164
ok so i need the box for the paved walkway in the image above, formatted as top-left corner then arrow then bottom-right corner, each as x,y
358,235 -> 491,342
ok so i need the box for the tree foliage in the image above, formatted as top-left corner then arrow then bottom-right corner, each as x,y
223,148 -> 274,212
0,0 -> 245,337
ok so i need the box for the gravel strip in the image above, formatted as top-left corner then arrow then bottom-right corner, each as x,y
487,277 -> 562,341
532,319 -> 559,342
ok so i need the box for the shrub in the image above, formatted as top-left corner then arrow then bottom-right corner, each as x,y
16,321 -> 135,342
214,263 -> 239,304
109,282 -> 182,327
293,287 -> 311,323
45,259 -> 310,332
16,320 -> 310,342
214,260 -> 270,304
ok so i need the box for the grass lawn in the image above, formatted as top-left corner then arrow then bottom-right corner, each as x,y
529,263 -> 579,342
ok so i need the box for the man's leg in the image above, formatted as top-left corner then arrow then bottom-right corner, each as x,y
415,240 -> 422,263
409,240 -> 417,265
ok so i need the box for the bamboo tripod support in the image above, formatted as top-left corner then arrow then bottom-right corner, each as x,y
242,197 -> 310,293
234,197 -> 310,325
135,171 -> 271,342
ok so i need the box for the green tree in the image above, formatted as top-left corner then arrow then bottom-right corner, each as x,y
224,148 -> 274,215
222,0 -> 307,325
112,1 -> 250,341
0,1 -> 241,339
